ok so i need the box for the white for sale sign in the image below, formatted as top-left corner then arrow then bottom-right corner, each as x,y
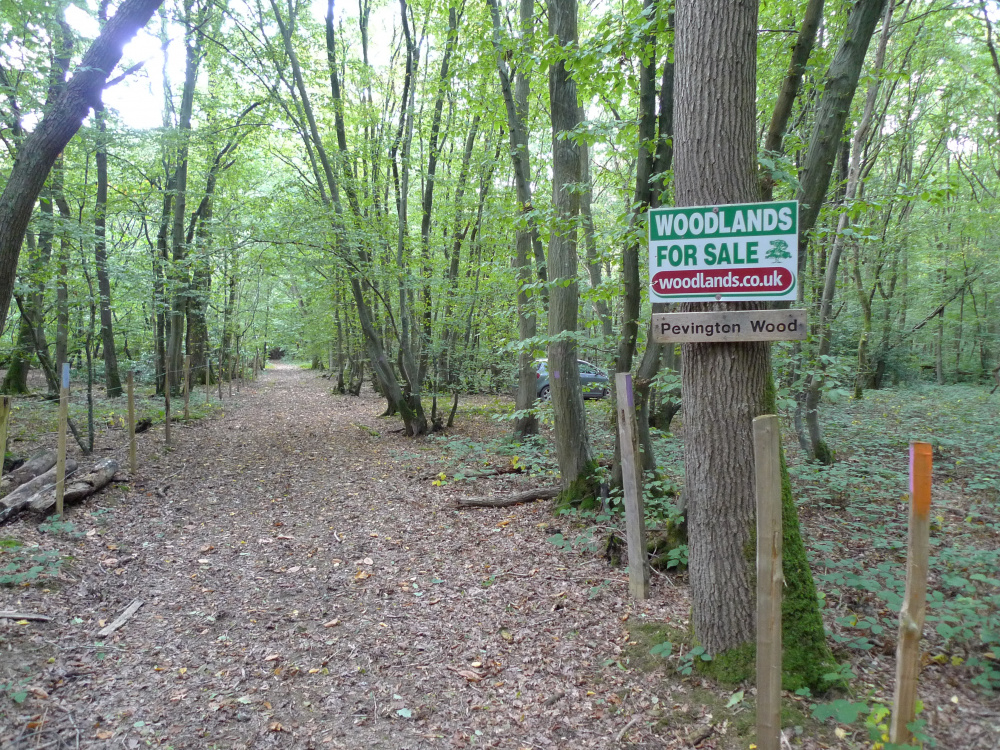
647,200 -> 798,302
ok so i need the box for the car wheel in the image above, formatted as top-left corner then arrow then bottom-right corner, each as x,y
601,387 -> 609,399
538,385 -> 550,400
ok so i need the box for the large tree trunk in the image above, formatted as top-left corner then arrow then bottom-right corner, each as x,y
0,0 -> 164,336
547,0 -> 594,494
94,107 -> 123,398
675,0 -> 832,691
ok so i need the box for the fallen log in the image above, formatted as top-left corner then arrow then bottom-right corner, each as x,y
456,486 -> 560,508
30,458 -> 119,515
0,459 -> 79,521
0,449 -> 57,496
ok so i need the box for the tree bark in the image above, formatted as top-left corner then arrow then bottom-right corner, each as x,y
803,0 -> 893,461
487,0 -> 543,438
760,0 -> 824,199
0,0 -> 165,336
547,0 -> 594,492
795,0 -> 888,269
94,107 -> 123,397
676,0 -> 832,689
166,3 -> 207,394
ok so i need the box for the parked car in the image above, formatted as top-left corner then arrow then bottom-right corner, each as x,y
533,359 -> 610,400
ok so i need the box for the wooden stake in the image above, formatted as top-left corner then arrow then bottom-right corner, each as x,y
206,361 -> 211,403
615,373 -> 649,600
0,395 -> 12,470
183,354 -> 191,419
55,363 -> 69,519
890,441 -> 932,745
164,366 -> 172,448
218,356 -> 223,400
127,371 -> 137,475
753,414 -> 783,750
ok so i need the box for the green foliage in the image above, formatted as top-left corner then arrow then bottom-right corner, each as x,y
1,546 -> 62,587
37,519 -> 82,538
811,698 -> 932,749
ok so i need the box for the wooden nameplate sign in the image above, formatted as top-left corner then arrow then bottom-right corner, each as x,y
651,309 -> 808,343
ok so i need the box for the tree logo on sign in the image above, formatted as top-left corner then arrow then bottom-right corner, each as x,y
766,239 -> 791,263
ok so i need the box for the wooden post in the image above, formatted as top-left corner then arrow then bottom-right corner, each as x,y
183,354 -> 191,419
218,356 -> 224,400
0,395 -> 11,470
55,363 -> 70,519
890,442 -> 932,745
614,373 -> 650,599
206,361 -> 211,403
127,371 -> 137,475
164,366 -> 172,448
228,360 -> 233,397
753,414 -> 783,750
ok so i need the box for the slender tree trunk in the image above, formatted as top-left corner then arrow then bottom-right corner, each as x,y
547,0 -> 594,493
93,107 -> 123,397
1,232 -> 43,395
487,0 -> 544,438
418,6 -> 459,385
802,0 -> 892,460
166,6 -> 205,394
580,134 -> 611,340
795,0 -> 887,268
390,0 -> 427,435
760,0 -> 824,199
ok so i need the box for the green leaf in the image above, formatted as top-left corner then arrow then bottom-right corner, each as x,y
396,708 -> 412,719
811,699 -> 868,724
649,641 -> 672,658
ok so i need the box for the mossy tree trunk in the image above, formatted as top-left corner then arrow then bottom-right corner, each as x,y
675,0 -> 833,692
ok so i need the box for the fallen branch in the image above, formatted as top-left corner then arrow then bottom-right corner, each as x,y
616,714 -> 642,743
0,611 -> 52,622
98,598 -> 143,637
456,486 -> 560,508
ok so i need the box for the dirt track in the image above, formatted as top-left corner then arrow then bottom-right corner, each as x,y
2,364 -> 690,749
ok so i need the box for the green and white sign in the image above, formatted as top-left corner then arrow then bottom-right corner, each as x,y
648,200 -> 798,302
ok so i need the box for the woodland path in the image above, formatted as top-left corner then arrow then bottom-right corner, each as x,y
2,364 -> 698,749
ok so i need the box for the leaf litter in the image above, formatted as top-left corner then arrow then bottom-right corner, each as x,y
0,364 -> 996,748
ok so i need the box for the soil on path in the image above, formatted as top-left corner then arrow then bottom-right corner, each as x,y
2,364 -> 694,749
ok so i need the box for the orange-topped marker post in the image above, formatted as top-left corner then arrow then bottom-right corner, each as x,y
890,441 -> 932,744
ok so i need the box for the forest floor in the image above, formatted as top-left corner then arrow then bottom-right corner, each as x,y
1,363 -> 998,749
